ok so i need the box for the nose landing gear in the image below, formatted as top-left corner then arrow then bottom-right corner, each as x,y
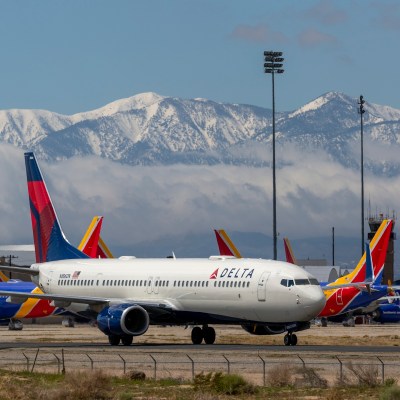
191,325 -> 216,344
284,332 -> 297,346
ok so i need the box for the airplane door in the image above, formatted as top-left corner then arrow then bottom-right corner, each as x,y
257,272 -> 271,302
336,288 -> 343,305
147,277 -> 153,294
154,276 -> 160,294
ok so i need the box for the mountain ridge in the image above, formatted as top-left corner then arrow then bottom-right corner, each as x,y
1,91 -> 400,174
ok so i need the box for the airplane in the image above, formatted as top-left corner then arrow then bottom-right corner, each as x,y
213,221 -> 395,324
0,216 -> 109,329
0,152 -> 326,346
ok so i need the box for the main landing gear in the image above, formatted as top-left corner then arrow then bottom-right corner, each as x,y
191,325 -> 216,344
108,334 -> 134,346
284,332 -> 297,346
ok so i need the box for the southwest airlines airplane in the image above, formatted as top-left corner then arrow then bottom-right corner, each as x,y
214,221 -> 395,322
0,153 -> 326,346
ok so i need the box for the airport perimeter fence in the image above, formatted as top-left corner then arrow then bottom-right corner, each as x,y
0,348 -> 399,386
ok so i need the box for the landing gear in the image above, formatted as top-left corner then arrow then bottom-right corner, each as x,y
121,335 -> 133,346
190,325 -> 216,344
284,332 -> 297,346
203,326 -> 216,344
191,326 -> 203,344
108,335 -> 121,346
8,319 -> 23,331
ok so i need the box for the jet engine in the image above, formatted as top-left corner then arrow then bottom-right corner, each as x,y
97,304 -> 150,336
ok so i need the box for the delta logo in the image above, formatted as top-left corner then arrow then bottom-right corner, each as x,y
209,267 -> 254,279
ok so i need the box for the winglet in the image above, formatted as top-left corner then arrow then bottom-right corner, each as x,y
214,230 -> 242,258
25,152 -> 89,262
283,237 -> 297,265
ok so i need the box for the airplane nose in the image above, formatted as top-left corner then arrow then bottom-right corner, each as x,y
302,288 -> 326,319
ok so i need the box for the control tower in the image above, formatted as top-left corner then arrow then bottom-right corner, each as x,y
367,212 -> 396,284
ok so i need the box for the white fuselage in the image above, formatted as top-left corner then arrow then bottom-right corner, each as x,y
31,257 -> 326,324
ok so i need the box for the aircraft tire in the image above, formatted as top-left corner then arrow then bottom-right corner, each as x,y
284,334 -> 290,346
203,326 -> 216,344
191,326 -> 203,344
290,334 -> 298,346
121,335 -> 133,346
108,335 -> 121,346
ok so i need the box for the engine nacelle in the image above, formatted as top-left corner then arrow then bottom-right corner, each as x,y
97,304 -> 150,337
372,305 -> 400,324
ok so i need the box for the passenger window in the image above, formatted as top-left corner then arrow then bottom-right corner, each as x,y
247,282 -> 250,287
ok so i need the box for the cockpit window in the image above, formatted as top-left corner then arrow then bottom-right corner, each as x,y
295,279 -> 310,285
280,279 -> 295,287
309,278 -> 320,285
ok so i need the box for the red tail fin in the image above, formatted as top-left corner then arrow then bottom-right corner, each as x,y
214,229 -> 242,258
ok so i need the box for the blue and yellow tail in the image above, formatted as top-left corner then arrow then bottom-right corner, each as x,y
25,152 -> 88,262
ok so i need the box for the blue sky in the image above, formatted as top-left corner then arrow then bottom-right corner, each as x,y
0,0 -> 399,114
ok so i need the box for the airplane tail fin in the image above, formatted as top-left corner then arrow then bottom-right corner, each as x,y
25,152 -> 89,262
0,272 -> 9,282
283,237 -> 297,265
78,216 -> 114,258
365,242 -> 374,284
331,219 -> 392,286
214,229 -> 242,258
78,216 -> 104,258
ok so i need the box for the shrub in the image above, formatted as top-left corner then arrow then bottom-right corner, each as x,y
194,372 -> 256,395
346,362 -> 380,387
295,366 -> 328,388
266,364 -> 294,387
380,385 -> 400,400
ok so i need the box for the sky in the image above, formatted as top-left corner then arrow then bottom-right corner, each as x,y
1,1 -> 400,273
0,0 -> 399,115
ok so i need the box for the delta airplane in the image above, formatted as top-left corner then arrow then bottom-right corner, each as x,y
214,221 -> 395,324
0,152 -> 326,346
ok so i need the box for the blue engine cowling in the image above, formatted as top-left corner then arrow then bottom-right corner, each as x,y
372,304 -> 400,324
97,304 -> 150,336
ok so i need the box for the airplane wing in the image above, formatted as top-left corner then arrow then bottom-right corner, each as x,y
0,265 -> 38,275
0,289 -> 177,313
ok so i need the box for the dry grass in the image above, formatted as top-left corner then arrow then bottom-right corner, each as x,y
0,368 -> 392,400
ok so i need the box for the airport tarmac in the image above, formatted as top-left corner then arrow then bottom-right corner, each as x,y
0,321 -> 399,349
0,322 -> 399,384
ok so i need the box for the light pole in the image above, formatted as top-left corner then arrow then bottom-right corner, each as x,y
264,51 -> 284,260
358,95 -> 365,257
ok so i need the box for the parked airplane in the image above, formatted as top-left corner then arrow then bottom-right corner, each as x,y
0,152 -> 326,346
213,221 -> 394,323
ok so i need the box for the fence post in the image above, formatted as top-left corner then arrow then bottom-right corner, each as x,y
149,354 -> 157,380
22,352 -> 29,372
53,353 -> 61,374
186,354 -> 195,381
377,356 -> 385,383
336,356 -> 343,383
297,354 -> 305,369
258,354 -> 266,386
222,355 -> 230,374
61,348 -> 65,374
118,354 -> 126,374
31,348 -> 40,373
86,354 -> 94,370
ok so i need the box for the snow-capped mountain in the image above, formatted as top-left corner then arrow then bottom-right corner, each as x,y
1,91 -> 400,174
